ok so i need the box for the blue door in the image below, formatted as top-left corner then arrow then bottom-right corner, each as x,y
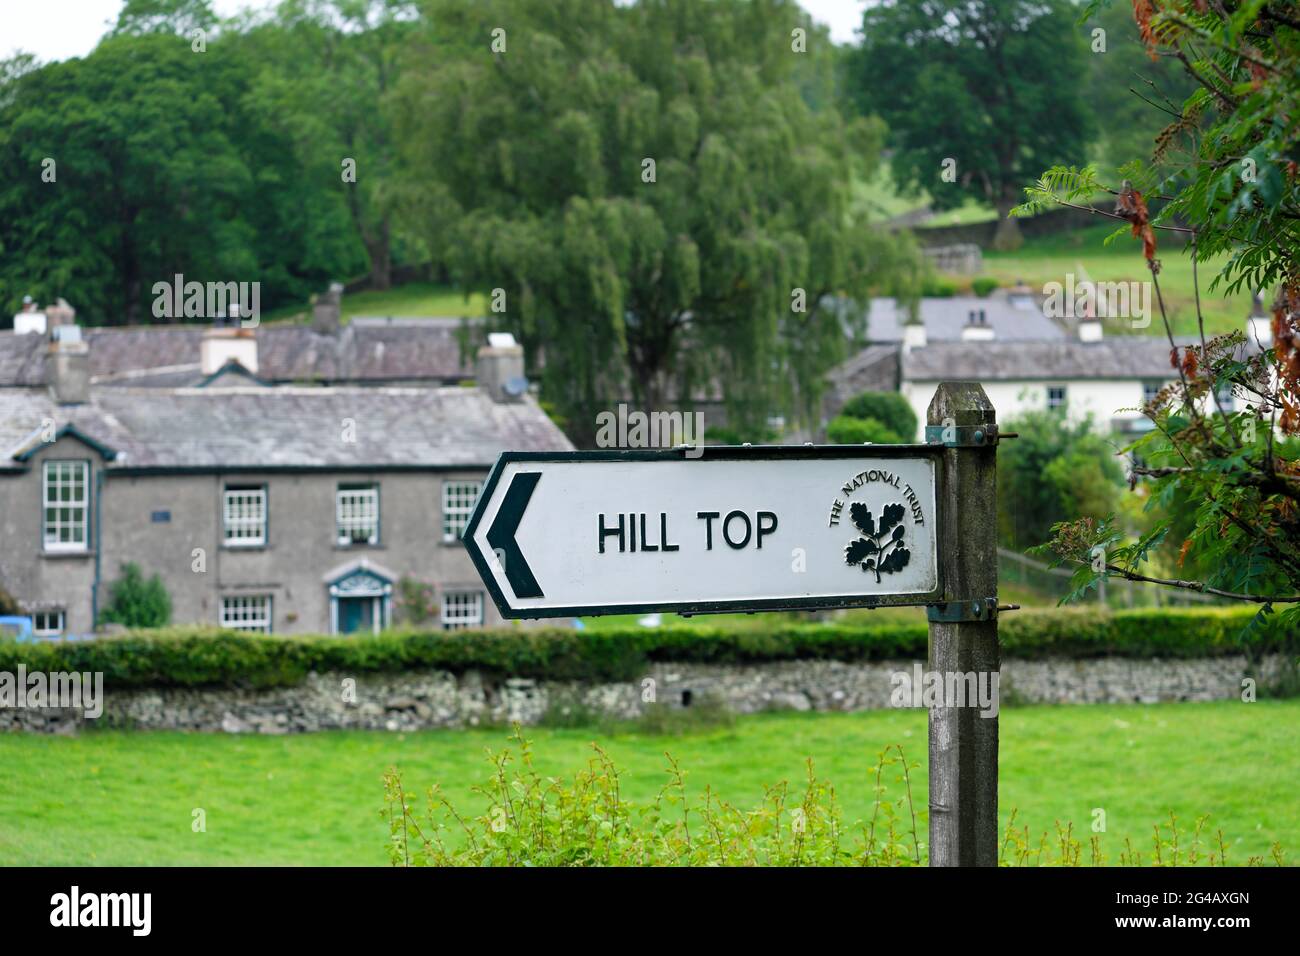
338,597 -> 374,635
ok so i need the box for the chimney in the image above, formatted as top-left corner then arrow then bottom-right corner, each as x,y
46,322 -> 89,405
1078,315 -> 1103,343
1248,291 -> 1273,348
902,318 -> 927,353
476,332 -> 527,402
12,295 -> 47,335
312,281 -> 344,335
1007,278 -> 1036,311
960,308 -> 994,342
201,303 -> 258,375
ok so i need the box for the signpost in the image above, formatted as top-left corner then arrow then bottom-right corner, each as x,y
463,382 -> 1003,866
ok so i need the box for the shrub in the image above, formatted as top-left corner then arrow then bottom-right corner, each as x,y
839,391 -> 919,441
971,276 -> 999,297
0,607 -> 1291,690
384,730 -> 923,866
921,276 -> 957,297
998,410 -> 1124,552
705,423 -> 776,445
826,415 -> 904,445
99,562 -> 171,628
382,729 -> 1285,867
394,576 -> 438,627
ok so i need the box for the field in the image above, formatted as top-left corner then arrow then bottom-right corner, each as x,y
982,222 -> 1250,337
1,700 -> 1293,866
262,282 -> 488,324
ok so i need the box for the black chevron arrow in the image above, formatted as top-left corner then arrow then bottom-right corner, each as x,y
486,471 -> 544,599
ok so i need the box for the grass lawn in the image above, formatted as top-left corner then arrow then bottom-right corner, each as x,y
983,222 -> 1250,337
260,282 -> 487,324
338,282 -> 487,320
0,700 -> 1293,866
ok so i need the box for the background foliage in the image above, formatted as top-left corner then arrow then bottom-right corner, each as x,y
2,607 -> 1292,689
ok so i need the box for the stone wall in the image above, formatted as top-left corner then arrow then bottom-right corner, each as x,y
4,654 -> 1289,734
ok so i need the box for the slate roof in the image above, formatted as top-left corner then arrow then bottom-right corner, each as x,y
0,385 -> 571,471
822,345 -> 900,419
902,338 -> 1186,381
0,317 -> 480,388
864,296 -> 1065,343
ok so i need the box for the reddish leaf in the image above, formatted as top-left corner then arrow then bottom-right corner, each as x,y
1133,0 -> 1160,61
1115,182 -> 1157,263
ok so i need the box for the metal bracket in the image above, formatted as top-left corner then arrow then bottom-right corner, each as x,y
925,424 -> 999,447
927,598 -> 999,623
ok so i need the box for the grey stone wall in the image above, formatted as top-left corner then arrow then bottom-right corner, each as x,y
4,654 -> 1287,734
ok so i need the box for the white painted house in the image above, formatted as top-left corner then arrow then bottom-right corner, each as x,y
824,294 -> 1272,441
898,311 -> 1266,439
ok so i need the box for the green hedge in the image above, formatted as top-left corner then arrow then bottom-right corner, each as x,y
0,608 -> 1292,690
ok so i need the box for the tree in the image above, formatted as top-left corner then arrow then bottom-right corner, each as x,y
0,35 -> 254,322
1019,1 -> 1300,630
848,0 -> 1095,250
997,411 -> 1124,553
111,0 -> 218,36
393,0 -> 922,443
100,563 -> 172,628
1083,0 -> 1196,179
245,0 -> 418,291
0,29 -> 360,322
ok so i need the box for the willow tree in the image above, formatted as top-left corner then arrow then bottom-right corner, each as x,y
394,0 -> 921,443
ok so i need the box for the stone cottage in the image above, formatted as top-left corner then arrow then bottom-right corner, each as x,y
0,322 -> 571,637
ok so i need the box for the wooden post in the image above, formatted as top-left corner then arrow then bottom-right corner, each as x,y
927,382 -> 999,867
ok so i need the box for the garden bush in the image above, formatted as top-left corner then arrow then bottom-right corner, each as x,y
838,391 -> 919,441
99,562 -> 171,628
921,276 -> 957,297
0,607 -> 1292,690
826,415 -> 905,445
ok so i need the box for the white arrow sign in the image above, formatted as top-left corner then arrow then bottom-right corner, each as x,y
464,448 -> 944,618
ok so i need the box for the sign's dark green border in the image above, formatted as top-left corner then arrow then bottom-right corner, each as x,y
462,445 -> 949,620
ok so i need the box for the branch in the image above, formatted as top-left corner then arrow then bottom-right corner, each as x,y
1093,562 -> 1300,604
1262,5 -> 1300,32
1172,48 -> 1239,111
1131,464 -> 1300,499
1192,231 -> 1240,446
1047,199 -> 1194,233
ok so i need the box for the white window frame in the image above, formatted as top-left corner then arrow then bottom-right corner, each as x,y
223,485 -> 266,547
336,484 -> 380,546
1046,385 -> 1067,411
32,610 -> 65,637
1142,381 -> 1163,405
42,460 -> 89,552
220,595 -> 272,633
442,481 -> 482,543
441,590 -> 484,630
